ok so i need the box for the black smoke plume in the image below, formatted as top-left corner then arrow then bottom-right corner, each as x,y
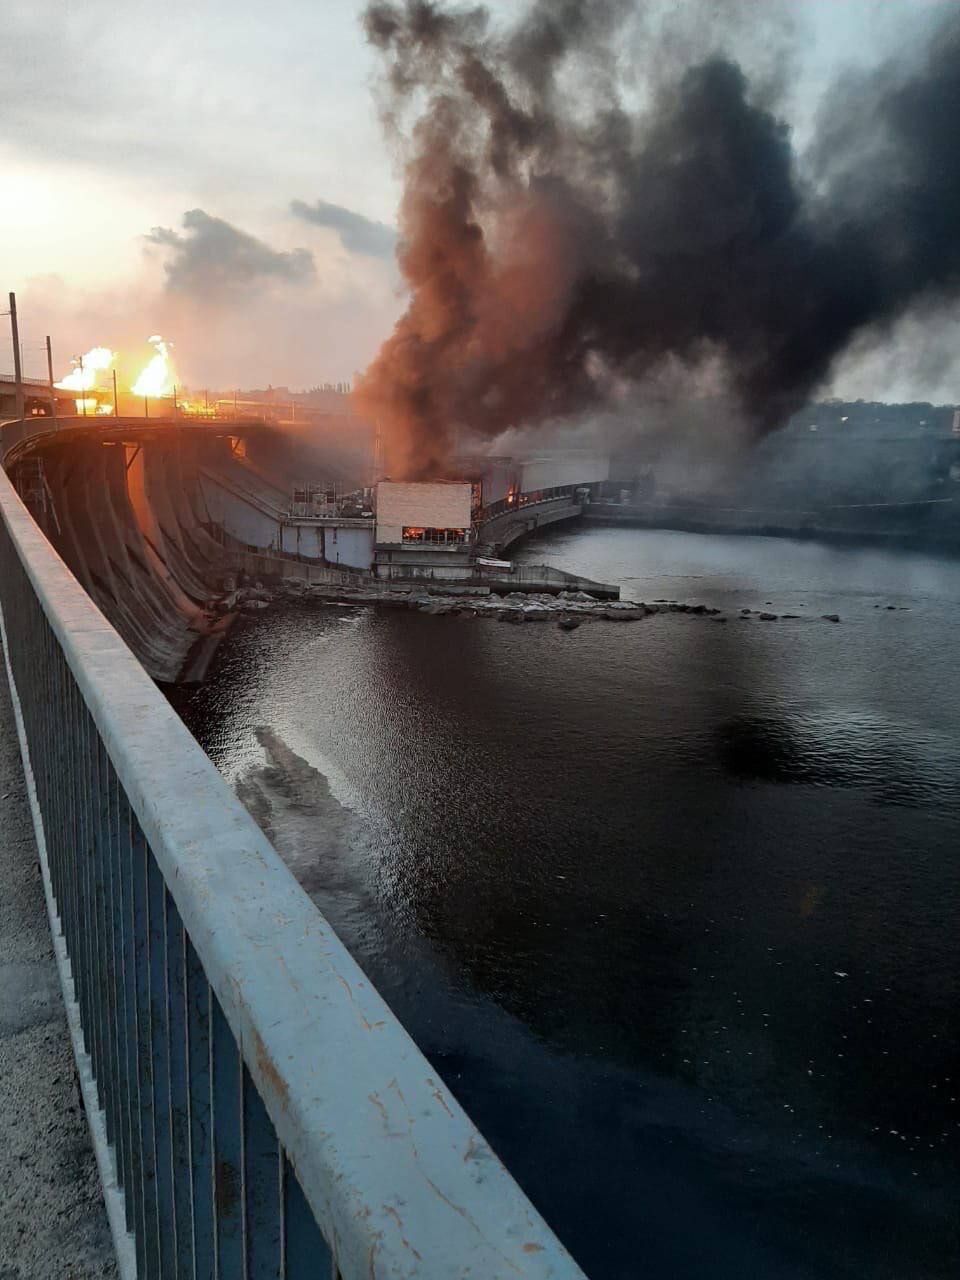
354,0 -> 960,479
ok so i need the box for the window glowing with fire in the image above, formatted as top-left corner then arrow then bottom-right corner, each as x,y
402,527 -> 469,545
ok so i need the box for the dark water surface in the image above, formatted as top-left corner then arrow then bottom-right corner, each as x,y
170,527 -> 960,1279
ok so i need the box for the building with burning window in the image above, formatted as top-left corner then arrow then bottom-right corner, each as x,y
373,480 -> 474,579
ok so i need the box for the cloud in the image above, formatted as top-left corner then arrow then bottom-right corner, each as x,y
18,265 -> 402,394
147,209 -> 315,300
290,198 -> 396,258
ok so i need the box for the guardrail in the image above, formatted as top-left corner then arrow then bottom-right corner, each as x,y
0,456 -> 584,1278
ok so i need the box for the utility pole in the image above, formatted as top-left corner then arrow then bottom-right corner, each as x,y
8,292 -> 24,420
112,369 -> 119,417
45,335 -> 57,426
372,419 -> 382,488
173,384 -> 178,415
79,352 -> 86,416
144,396 -> 149,420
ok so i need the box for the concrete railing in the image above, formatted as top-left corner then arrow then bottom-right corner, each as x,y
0,459 -> 584,1279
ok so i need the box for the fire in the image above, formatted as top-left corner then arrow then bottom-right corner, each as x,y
55,346 -> 114,393
131,335 -> 175,398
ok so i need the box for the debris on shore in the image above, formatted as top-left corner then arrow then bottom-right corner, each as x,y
218,576 -> 853,630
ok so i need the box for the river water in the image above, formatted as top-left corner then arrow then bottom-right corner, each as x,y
169,527 -> 960,1279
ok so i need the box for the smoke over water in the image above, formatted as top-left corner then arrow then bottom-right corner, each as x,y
355,1 -> 960,479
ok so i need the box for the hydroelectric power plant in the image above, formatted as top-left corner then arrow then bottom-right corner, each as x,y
2,398 -> 613,682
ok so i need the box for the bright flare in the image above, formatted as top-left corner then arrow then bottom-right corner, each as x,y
55,346 -> 114,392
131,335 -> 175,398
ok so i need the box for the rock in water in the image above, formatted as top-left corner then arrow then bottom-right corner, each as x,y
558,617 -> 581,631
759,612 -> 778,621
821,614 -> 841,623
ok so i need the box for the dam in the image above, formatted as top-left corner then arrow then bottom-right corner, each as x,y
2,412 -> 614,681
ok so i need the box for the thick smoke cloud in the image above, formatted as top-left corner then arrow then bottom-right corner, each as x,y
291,198 -> 397,258
355,0 -> 960,479
148,209 -> 315,301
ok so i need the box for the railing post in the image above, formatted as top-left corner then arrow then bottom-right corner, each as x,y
166,899 -> 194,1279
186,941 -> 214,1280
282,1155 -> 335,1280
106,760 -> 132,1218
243,1063 -> 281,1278
211,996 -> 243,1276
131,813 -> 161,1278
148,861 -> 176,1275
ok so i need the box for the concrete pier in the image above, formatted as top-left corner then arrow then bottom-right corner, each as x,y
0,676 -> 116,1278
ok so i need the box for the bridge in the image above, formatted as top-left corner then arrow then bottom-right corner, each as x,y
0,412 -> 586,1278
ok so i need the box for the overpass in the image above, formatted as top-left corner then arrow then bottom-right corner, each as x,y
0,417 -> 586,1278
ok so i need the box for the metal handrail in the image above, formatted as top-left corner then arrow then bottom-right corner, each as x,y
0,455 -> 584,1279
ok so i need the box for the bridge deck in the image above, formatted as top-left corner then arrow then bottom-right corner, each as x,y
0,677 -> 116,1278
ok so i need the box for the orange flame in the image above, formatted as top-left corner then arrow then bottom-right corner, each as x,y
55,346 -> 114,393
131,335 -> 175,398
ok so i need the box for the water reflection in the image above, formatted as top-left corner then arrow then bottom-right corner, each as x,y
170,528 -> 960,1280
717,711 -> 960,806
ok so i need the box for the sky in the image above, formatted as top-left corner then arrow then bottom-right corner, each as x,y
1,0 -> 956,402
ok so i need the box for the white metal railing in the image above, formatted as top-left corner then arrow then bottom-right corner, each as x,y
0,452 -> 585,1280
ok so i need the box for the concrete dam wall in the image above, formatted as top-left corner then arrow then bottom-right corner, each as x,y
2,422 -> 351,683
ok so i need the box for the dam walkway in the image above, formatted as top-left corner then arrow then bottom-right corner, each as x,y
0,672 -> 116,1278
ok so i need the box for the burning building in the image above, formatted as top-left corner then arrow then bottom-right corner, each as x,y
373,479 -> 473,580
